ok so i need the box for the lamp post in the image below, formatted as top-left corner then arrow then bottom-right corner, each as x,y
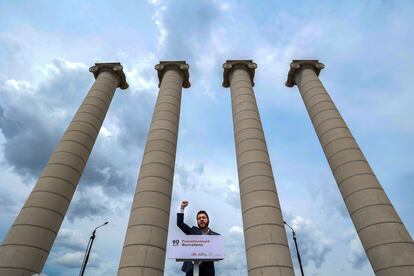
284,221 -> 304,276
79,221 -> 108,276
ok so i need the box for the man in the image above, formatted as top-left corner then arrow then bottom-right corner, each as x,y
177,200 -> 219,276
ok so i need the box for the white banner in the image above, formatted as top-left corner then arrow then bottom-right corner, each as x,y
167,234 -> 224,260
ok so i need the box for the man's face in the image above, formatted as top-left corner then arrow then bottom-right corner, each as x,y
197,213 -> 209,229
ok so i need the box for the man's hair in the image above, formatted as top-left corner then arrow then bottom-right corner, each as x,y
196,210 -> 209,221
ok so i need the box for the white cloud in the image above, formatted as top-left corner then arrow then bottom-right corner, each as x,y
229,225 -> 242,235
54,229 -> 87,252
51,251 -> 100,270
52,251 -> 84,268
348,235 -> 368,269
124,53 -> 158,93
0,32 -> 30,64
37,59 -> 87,80
287,216 -> 334,270
0,129 -> 34,215
149,0 -> 223,62
4,79 -> 36,92
99,126 -> 112,138
0,58 -> 91,177
173,162 -> 241,211
148,0 -> 162,5
218,2 -> 231,11
216,225 -> 246,275
306,177 -> 349,220
149,0 -> 168,48
67,185 -> 128,222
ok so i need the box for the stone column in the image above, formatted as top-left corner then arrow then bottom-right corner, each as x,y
0,63 -> 128,275
286,60 -> 414,276
223,60 -> 294,276
118,61 -> 190,276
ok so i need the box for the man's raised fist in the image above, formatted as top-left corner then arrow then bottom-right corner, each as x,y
181,200 -> 189,209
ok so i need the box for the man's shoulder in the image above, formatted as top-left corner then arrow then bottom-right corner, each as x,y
209,229 -> 220,235
187,226 -> 200,234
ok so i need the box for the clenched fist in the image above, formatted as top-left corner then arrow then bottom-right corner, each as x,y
181,200 -> 189,209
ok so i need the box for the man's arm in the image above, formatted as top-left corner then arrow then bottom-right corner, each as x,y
177,213 -> 193,234
177,200 -> 193,234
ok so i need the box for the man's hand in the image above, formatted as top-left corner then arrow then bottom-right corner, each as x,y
181,200 -> 189,210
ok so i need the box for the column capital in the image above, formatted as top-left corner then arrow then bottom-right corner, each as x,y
155,61 -> 191,88
89,62 -> 129,90
222,60 -> 257,88
285,60 -> 324,87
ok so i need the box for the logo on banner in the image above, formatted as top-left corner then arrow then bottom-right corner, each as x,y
172,240 -> 180,246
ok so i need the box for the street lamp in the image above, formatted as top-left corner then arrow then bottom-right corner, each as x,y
284,221 -> 305,276
79,221 -> 109,276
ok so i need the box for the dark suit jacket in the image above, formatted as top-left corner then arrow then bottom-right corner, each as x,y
177,212 -> 219,276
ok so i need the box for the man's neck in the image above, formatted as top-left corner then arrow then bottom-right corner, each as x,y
201,227 -> 209,234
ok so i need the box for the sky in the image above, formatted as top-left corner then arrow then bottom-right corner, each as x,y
0,0 -> 413,275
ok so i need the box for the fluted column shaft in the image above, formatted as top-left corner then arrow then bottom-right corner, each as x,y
287,60 -> 414,276
0,63 -> 127,276
118,61 -> 190,276
224,60 -> 294,276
